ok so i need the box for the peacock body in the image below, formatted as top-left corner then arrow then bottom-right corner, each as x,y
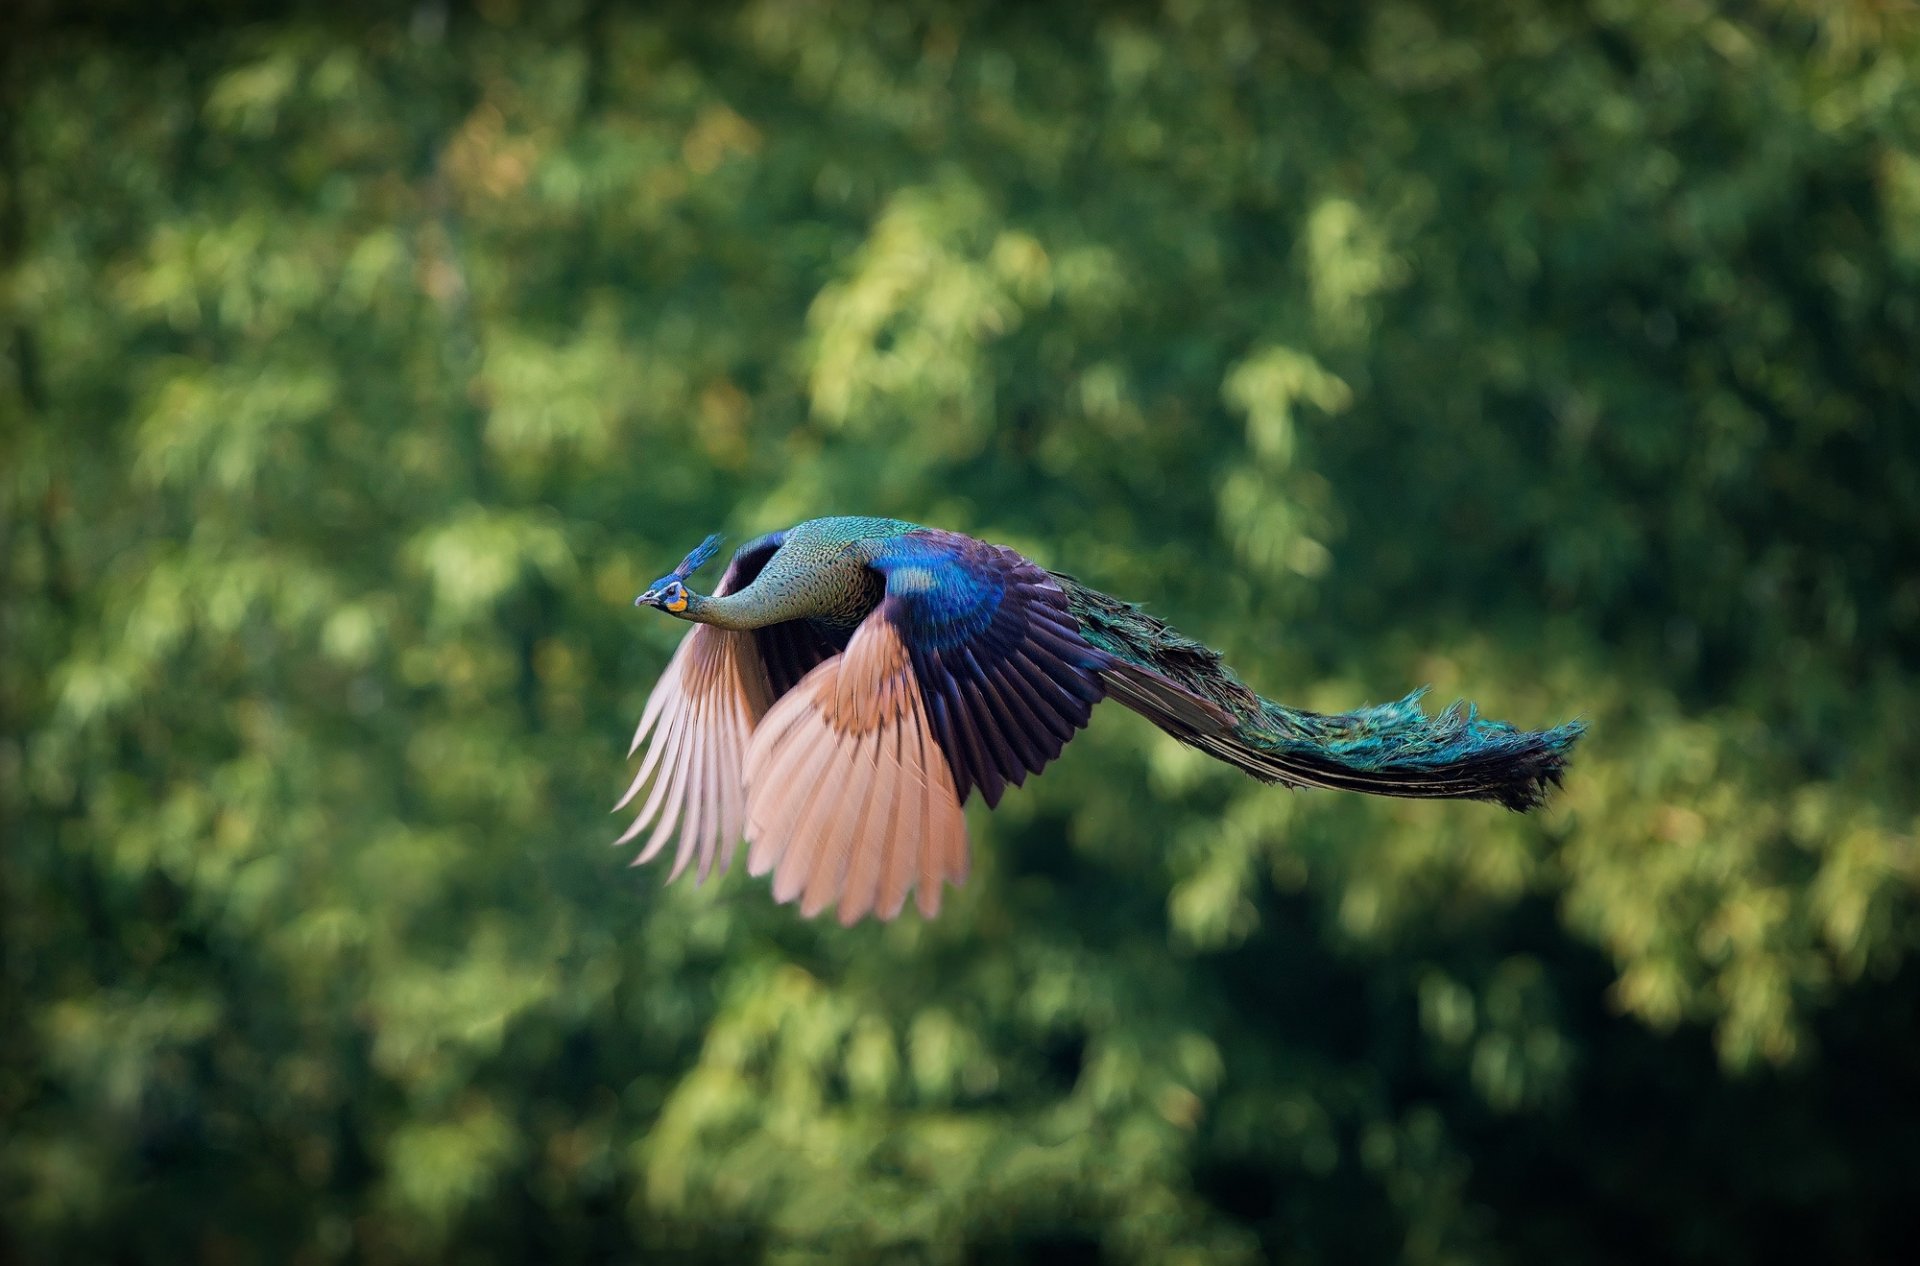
618,517 -> 1583,924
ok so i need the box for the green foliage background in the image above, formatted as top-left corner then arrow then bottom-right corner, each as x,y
5,1 -> 1919,1261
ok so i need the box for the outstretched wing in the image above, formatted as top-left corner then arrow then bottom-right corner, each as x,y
614,623 -> 770,883
613,534 -> 788,884
743,614 -> 968,923
875,531 -> 1112,807
741,530 -> 1111,923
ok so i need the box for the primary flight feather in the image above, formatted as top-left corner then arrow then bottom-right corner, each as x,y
617,516 -> 1583,924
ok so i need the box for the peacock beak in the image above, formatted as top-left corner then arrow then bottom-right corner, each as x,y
634,588 -> 661,608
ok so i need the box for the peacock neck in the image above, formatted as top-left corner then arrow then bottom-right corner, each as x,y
679,587 -> 814,630
678,519 -> 895,631
683,591 -> 774,631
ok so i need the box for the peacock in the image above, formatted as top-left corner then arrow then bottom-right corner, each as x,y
616,517 -> 1583,925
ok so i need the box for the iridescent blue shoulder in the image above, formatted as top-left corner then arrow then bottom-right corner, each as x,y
866,529 -> 1110,806
866,530 -> 1015,648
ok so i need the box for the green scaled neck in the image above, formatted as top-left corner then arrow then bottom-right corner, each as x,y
679,561 -> 830,631
680,590 -> 765,631
673,515 -> 911,631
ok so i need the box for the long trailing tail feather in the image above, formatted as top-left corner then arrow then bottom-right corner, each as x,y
1052,572 -> 1583,812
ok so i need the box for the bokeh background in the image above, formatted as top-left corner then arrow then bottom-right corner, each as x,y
5,0 -> 1919,1262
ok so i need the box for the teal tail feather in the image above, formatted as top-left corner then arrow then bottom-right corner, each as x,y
1238,691 -> 1584,811
1049,572 -> 1583,812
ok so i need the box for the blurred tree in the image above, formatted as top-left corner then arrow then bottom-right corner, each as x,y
4,1 -> 1918,1263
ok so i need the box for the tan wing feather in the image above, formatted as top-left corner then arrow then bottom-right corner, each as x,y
744,614 -> 970,925
615,625 -> 772,885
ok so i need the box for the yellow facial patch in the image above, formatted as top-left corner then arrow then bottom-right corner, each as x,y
665,592 -> 688,612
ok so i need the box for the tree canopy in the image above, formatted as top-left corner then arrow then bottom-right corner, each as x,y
5,1 -> 1918,1262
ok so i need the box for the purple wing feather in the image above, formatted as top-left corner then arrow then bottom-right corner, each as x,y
869,530 -> 1111,808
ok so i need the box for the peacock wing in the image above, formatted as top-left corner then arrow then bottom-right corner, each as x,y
742,613 -> 969,925
739,530 -> 1112,924
871,530 -> 1111,809
614,622 -> 774,885
613,533 -> 788,886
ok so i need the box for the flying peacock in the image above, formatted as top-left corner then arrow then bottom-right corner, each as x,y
617,517 -> 1583,925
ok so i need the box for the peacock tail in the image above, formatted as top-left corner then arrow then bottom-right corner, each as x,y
1047,572 -> 1583,811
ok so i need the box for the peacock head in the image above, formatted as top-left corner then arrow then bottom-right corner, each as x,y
634,533 -> 722,618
